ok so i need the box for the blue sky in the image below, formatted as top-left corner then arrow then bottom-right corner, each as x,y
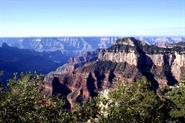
0,0 -> 184,37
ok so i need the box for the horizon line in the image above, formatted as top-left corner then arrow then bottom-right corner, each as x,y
0,35 -> 184,38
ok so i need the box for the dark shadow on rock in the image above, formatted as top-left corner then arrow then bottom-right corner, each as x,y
52,77 -> 71,109
108,70 -> 116,85
76,89 -> 83,103
163,54 -> 178,86
132,38 -> 159,91
87,73 -> 98,97
94,71 -> 105,89
52,77 -> 71,96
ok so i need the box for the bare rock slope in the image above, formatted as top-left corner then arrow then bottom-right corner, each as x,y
44,37 -> 185,104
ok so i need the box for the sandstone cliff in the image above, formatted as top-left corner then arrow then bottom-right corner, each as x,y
44,37 -> 185,105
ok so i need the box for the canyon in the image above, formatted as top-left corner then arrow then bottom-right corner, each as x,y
44,37 -> 185,107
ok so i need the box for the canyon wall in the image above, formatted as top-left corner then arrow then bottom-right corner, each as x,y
44,37 -> 185,105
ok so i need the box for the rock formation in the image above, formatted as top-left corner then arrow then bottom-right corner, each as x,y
44,37 -> 185,104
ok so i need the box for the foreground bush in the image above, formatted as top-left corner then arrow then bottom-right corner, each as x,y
1,74 -> 185,123
98,78 -> 185,123
0,73 -> 99,123
0,74 -> 72,123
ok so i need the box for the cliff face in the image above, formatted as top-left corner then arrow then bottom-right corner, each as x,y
99,38 -> 185,85
44,37 -> 185,105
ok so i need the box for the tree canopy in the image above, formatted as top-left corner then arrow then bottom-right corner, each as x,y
0,74 -> 185,122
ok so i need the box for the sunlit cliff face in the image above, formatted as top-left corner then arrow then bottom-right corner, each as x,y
44,37 -> 185,105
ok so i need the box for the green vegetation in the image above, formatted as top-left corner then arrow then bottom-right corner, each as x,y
0,74 -> 185,122
98,78 -> 185,123
0,74 -> 72,123
0,73 -> 98,123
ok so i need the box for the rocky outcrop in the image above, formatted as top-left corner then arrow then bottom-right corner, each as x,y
44,37 -> 185,105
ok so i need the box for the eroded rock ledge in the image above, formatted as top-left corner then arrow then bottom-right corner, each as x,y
44,37 -> 185,106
